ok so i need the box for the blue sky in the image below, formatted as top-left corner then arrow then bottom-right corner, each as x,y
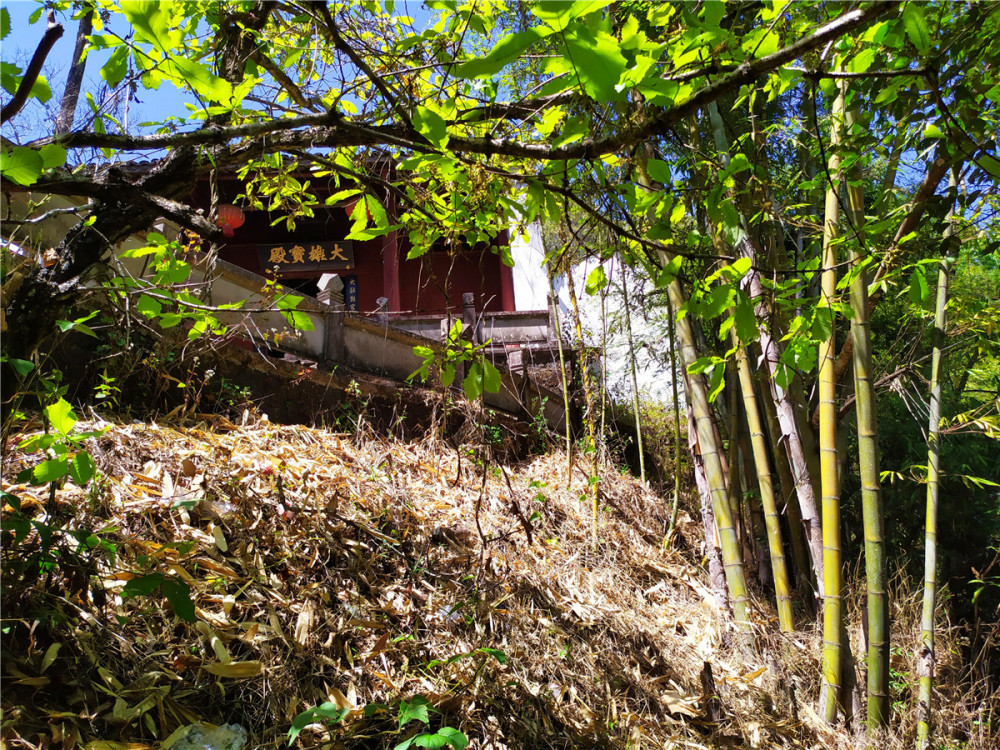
1,0 -> 434,147
2,0 -> 189,144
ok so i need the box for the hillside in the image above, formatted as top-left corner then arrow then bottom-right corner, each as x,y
0,412 -> 987,749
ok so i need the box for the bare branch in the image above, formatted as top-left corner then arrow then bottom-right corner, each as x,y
1,12 -> 64,123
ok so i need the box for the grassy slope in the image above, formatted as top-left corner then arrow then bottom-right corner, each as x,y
0,413 -> 993,749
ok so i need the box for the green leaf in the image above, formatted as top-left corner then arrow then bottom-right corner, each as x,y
136,294 -> 163,316
287,703 -> 349,745
456,27 -> 552,78
2,490 -> 22,511
7,358 -> 35,377
399,696 -> 432,728
584,266 -> 607,296
45,398 -> 78,436
56,309 -> 100,338
18,433 -> 56,453
670,200 -> 685,225
170,57 -> 232,103
1,8 -> 10,40
69,451 -> 97,485
275,294 -> 304,311
700,285 -> 733,318
644,159 -> 671,184
280,310 -> 315,332
741,27 -> 779,58
152,258 -> 191,285
656,256 -> 683,287
1,61 -> 20,96
464,362 -> 484,401
562,22 -> 628,101
366,195 -> 388,228
733,293 -> 757,343
122,573 -> 164,597
978,155 -> 1000,180
706,361 -> 726,402
121,0 -> 176,51
902,2 -> 931,54
30,74 -> 51,103
119,245 -> 164,259
687,356 -> 722,375
30,457 -> 69,485
38,143 -> 66,169
412,728 -> 469,749
325,188 -> 362,205
908,266 -> 928,304
847,48 -> 877,74
1,147 -> 44,186
533,1 -> 612,31
923,123 -> 944,139
160,576 -> 196,622
412,106 -> 449,149
441,363 -> 456,388
100,46 -> 129,88
483,361 -> 501,394
477,647 -> 507,665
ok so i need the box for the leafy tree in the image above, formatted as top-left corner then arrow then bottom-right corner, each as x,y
3,0 -> 1000,738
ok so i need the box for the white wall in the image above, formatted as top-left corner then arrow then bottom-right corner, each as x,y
508,220 -> 548,311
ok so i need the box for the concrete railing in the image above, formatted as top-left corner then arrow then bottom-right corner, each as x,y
117,254 -> 569,431
2,191 -> 569,431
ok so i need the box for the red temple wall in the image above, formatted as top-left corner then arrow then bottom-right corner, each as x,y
191,176 -> 515,314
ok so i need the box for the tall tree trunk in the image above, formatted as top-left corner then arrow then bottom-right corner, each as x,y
54,6 -> 93,136
845,100 -> 890,730
917,170 -> 958,749
820,84 -> 845,723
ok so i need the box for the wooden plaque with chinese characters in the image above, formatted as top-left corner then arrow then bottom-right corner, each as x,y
257,241 -> 355,274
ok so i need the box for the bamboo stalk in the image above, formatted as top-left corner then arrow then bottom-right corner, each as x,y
621,264 -> 647,483
756,360 -> 814,604
564,264 -> 601,541
635,142 -> 749,625
705,102 -> 826,595
844,99 -> 890,729
820,84 -> 845,723
670,277 -> 748,625
917,170 -> 958,749
666,297 -> 682,545
547,270 -> 574,486
734,334 -> 795,631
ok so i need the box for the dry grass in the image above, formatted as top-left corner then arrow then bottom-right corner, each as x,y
1,410 -> 996,749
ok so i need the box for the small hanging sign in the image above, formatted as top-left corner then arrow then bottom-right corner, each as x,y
343,275 -> 359,311
258,241 -> 354,273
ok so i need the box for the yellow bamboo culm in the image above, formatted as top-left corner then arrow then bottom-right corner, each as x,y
845,99 -> 890,730
820,83 -> 846,723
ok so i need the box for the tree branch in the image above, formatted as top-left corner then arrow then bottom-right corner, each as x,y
1,12 -> 64,123
249,47 -> 322,113
309,1 -> 414,128
30,3 -> 889,165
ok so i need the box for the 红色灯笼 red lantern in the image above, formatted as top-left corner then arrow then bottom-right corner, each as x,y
216,204 -> 245,238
